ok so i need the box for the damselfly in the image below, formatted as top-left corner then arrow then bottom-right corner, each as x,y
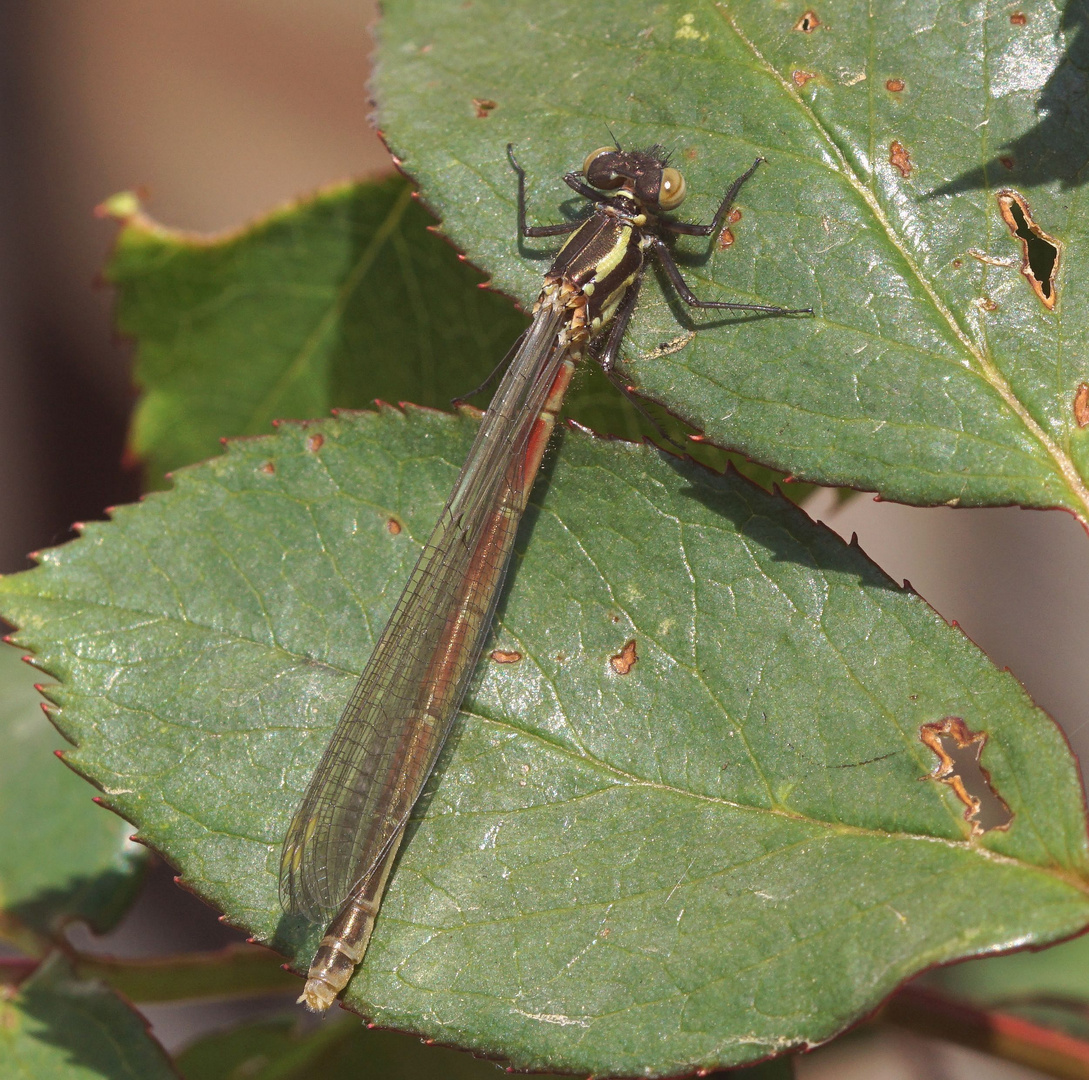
280,141 -> 810,1010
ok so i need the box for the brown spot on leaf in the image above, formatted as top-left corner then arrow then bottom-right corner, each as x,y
306,433 -> 324,452
727,208 -> 742,224
920,717 -> 1013,835
1075,383 -> 1089,428
997,190 -> 1061,309
490,649 -> 522,664
793,69 -> 817,86
260,461 -> 275,475
1010,11 -> 1027,25
794,9 -> 821,31
684,147 -> 698,161
999,156 -> 1015,170
889,141 -> 913,177
387,518 -> 402,535
610,639 -> 638,675
885,78 -> 905,92
952,258 -> 963,268
718,228 -> 735,250
472,98 -> 497,118
978,297 -> 999,312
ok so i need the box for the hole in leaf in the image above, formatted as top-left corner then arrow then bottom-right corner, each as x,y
920,717 -> 1013,834
997,190 -> 1060,309
794,10 -> 820,31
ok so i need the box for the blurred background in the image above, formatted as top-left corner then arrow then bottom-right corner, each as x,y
0,3 -> 1085,1077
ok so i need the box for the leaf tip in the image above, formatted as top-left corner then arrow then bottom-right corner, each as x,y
95,190 -> 144,221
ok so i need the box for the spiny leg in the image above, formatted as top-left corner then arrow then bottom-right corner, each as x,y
508,145 -> 580,238
648,236 -> 812,314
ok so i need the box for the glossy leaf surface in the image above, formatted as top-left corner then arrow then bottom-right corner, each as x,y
374,0 -> 1089,515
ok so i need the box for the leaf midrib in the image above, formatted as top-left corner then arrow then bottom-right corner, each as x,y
716,3 -> 1089,519
245,183 -> 417,435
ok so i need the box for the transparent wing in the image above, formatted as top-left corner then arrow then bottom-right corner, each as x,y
281,301 -> 570,922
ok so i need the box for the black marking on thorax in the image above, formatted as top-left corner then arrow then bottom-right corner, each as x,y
548,205 -> 646,326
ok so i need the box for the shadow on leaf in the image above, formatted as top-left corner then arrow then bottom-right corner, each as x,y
933,0 -> 1089,194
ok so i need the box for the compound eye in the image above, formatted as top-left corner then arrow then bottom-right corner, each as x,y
657,167 -> 687,210
582,146 -> 624,189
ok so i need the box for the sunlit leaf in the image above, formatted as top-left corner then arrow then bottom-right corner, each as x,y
374,0 -> 1089,516
0,411 -> 1085,1075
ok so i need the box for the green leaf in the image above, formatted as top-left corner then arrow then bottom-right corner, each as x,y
176,1015 -> 794,1079
373,0 -> 1089,516
0,640 -> 143,938
0,412 -> 1085,1075
103,179 -> 529,484
0,953 -> 177,1080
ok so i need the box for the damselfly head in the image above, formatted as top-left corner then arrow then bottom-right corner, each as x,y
581,145 -> 687,212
